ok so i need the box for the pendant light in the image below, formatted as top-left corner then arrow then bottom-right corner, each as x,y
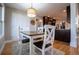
27,3 -> 37,17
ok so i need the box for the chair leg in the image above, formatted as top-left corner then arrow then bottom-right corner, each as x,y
18,41 -> 22,55
51,48 -> 53,55
42,50 -> 45,55
32,45 -> 36,55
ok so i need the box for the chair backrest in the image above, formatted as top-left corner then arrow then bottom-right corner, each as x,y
42,25 -> 55,49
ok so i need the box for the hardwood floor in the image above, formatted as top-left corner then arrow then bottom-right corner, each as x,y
1,40 -> 78,55
53,40 -> 78,55
1,42 -> 13,55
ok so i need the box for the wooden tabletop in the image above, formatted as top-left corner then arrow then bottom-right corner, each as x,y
21,31 -> 44,36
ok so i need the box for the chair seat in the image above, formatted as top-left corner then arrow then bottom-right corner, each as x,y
33,41 -> 51,49
22,39 -> 29,43
34,37 -> 43,40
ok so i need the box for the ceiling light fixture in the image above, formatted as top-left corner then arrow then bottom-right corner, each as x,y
63,10 -> 66,13
27,3 -> 37,17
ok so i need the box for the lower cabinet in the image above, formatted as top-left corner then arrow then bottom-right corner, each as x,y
55,30 -> 70,43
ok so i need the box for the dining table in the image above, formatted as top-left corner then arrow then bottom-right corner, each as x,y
20,31 -> 44,55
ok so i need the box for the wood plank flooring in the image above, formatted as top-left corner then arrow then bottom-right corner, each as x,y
53,40 -> 78,55
1,40 -> 78,55
1,42 -> 13,55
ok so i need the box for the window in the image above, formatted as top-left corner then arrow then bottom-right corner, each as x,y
0,7 -> 2,36
0,4 -> 4,37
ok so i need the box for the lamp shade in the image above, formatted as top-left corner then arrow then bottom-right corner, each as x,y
27,8 -> 37,17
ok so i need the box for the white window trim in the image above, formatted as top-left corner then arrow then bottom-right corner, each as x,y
0,4 -> 5,40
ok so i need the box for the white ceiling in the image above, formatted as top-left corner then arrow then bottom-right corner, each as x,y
5,3 -> 70,20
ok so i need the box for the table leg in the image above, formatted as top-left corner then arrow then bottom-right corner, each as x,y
30,37 -> 35,55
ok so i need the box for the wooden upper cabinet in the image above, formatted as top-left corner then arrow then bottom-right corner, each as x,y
43,16 -> 56,26
0,4 -> 2,7
66,5 -> 71,23
43,16 -> 49,25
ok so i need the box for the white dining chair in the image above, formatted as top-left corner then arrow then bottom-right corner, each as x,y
18,26 -> 30,55
33,25 -> 55,55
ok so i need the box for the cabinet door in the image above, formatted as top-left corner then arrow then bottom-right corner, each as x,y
67,6 -> 70,23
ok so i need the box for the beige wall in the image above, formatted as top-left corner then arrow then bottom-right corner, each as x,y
5,6 -> 30,41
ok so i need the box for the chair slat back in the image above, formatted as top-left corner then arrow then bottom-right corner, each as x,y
42,25 -> 55,49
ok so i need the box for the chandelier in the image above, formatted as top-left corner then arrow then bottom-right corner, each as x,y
27,3 -> 37,17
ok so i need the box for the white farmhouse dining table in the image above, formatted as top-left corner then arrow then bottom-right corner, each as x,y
20,31 -> 44,55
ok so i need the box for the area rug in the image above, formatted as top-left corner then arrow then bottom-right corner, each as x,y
11,41 -> 65,55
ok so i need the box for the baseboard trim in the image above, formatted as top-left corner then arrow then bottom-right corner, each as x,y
5,37 -> 20,43
0,39 -> 19,54
5,40 -> 18,43
0,37 -> 22,54
0,42 -> 5,55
